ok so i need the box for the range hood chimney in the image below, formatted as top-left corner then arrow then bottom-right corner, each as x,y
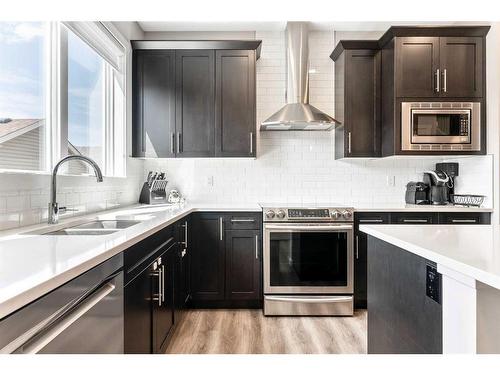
260,22 -> 340,131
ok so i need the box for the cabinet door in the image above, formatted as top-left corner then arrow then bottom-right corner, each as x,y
124,266 -> 153,354
215,50 -> 256,157
132,50 -> 175,158
345,50 -> 381,157
175,50 -> 215,157
225,230 -> 261,301
396,37 -> 440,97
439,37 -> 483,98
190,213 -> 225,301
153,250 -> 175,354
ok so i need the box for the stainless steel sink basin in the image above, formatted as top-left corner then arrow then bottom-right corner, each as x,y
36,219 -> 141,236
44,229 -> 119,236
70,220 -> 141,230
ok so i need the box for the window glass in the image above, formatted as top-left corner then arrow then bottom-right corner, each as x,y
66,29 -> 105,174
0,22 -> 47,171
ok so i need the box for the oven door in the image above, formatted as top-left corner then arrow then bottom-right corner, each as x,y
263,223 -> 353,294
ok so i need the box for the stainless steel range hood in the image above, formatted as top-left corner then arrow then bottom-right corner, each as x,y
261,22 -> 339,131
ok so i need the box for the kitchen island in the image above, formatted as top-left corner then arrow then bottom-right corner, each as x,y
360,224 -> 500,354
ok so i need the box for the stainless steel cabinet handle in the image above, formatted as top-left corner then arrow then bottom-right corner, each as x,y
171,132 -> 175,154
348,132 -> 352,154
17,282 -> 115,354
184,220 -> 188,249
176,133 -> 181,154
402,219 -> 429,223
153,266 -> 162,307
219,217 -> 223,241
161,265 -> 165,303
359,219 -> 384,223
443,69 -> 447,93
451,219 -> 477,223
435,69 -> 440,92
255,234 -> 259,260
250,132 -> 254,155
355,235 -> 359,260
230,219 -> 255,223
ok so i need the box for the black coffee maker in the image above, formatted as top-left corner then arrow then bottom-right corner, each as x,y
423,163 -> 459,205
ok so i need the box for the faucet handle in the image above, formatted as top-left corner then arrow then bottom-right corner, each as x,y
59,207 -> 79,213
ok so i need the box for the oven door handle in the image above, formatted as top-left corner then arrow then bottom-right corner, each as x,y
264,224 -> 353,231
265,296 -> 353,303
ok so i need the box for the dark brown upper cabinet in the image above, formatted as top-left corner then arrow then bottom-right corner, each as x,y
331,42 -> 381,158
395,37 -> 440,98
215,50 -> 256,157
439,37 -> 483,98
175,50 -> 216,157
396,36 -> 484,98
333,26 -> 489,158
131,41 -> 261,159
132,50 -> 176,158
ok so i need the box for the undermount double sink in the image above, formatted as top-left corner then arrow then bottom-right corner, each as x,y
40,220 -> 141,236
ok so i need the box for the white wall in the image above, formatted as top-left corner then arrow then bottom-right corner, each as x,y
144,29 -> 494,208
0,22 -> 145,231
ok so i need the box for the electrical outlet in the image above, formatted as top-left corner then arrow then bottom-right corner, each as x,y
386,175 -> 396,187
207,176 -> 214,187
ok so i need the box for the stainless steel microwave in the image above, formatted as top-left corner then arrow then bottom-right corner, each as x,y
401,102 -> 481,151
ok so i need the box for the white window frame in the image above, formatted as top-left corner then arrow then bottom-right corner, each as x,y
0,21 -> 127,177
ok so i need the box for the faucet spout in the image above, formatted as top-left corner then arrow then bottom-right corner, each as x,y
48,155 -> 104,224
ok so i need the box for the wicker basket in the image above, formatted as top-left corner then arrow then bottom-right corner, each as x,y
450,194 -> 485,207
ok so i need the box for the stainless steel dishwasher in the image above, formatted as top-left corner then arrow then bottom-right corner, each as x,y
0,254 -> 123,354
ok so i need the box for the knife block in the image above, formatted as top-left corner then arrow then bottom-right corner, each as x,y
139,180 -> 168,205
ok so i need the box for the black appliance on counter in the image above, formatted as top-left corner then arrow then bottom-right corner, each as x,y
140,171 -> 168,204
405,182 -> 429,205
423,163 -> 459,205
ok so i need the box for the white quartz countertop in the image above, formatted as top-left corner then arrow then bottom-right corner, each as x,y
0,202 -> 261,320
360,224 -> 500,290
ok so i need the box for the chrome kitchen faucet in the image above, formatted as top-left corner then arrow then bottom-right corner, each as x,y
48,155 -> 103,224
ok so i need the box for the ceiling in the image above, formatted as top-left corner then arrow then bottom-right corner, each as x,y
138,21 -> 490,32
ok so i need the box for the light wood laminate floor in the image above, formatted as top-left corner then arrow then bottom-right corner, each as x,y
165,309 -> 367,354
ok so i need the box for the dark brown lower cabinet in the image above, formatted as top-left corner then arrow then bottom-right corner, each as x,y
190,213 -> 226,301
367,236 -> 442,354
124,225 -> 179,354
225,230 -> 261,301
354,210 -> 491,309
190,212 -> 262,308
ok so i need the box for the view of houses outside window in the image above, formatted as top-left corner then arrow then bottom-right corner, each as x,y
0,22 -> 47,172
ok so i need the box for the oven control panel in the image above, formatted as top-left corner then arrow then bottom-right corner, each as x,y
263,207 -> 354,222
288,209 -> 330,218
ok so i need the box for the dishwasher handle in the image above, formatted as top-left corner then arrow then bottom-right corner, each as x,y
22,282 -> 115,354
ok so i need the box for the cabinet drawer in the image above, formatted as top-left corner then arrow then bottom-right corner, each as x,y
391,212 -> 438,224
225,213 -> 261,230
438,212 -> 491,225
355,212 -> 390,226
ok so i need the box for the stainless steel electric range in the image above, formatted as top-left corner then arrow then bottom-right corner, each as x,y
261,205 -> 354,316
